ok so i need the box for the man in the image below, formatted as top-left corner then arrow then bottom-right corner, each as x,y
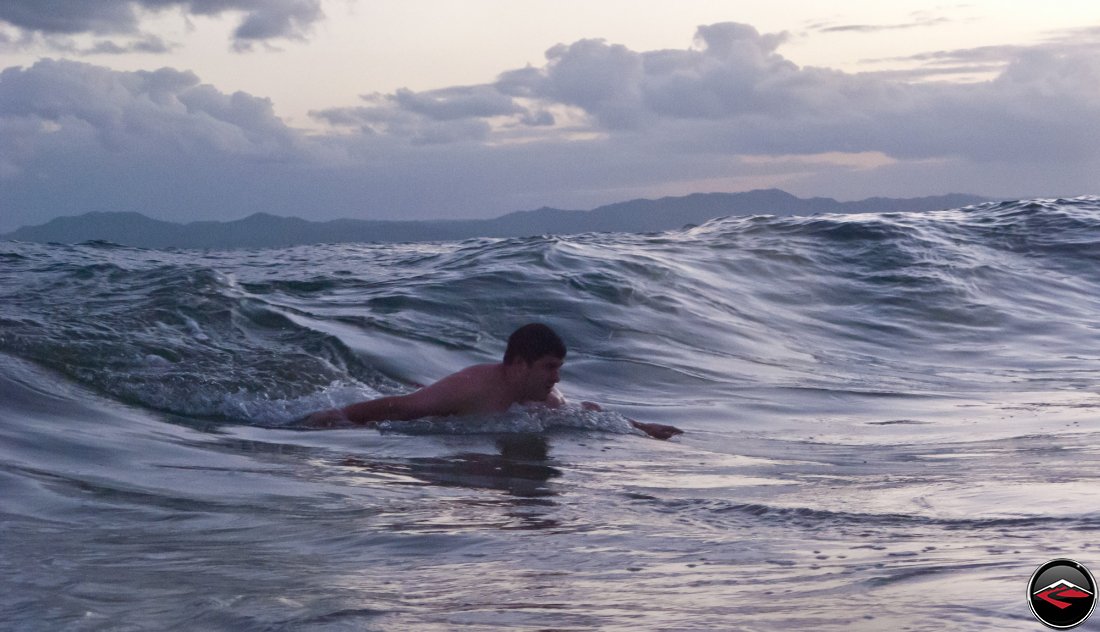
307,323 -> 683,440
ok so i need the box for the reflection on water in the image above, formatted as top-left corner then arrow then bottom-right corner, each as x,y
340,434 -> 561,500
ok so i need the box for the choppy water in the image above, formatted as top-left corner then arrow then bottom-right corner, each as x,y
3,197 -> 1100,630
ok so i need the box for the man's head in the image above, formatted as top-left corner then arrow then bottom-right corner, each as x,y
503,323 -> 566,366
503,323 -> 566,401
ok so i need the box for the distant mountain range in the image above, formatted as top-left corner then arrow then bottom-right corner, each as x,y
2,189 -> 990,249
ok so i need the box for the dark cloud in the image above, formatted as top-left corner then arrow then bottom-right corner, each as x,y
815,18 -> 951,34
314,84 -> 546,145
0,2 -> 138,35
83,35 -> 176,55
393,86 -> 526,122
227,0 -> 323,50
3,23 -> 1100,232
0,29 -> 175,56
0,0 -> 323,48
859,30 -> 1100,82
808,11 -> 955,35
865,44 -> 1023,68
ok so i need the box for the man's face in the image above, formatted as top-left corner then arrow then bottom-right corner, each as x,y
521,354 -> 563,400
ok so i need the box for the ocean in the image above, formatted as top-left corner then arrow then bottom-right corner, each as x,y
2,197 -> 1100,630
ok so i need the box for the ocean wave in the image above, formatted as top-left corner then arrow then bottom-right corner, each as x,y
646,496 -> 1100,533
2,197 -> 1099,422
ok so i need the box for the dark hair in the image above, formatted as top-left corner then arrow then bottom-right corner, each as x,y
503,323 -> 566,365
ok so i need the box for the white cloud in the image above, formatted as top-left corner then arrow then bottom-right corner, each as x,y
0,59 -> 304,157
514,24 -> 1100,165
2,23 -> 1099,232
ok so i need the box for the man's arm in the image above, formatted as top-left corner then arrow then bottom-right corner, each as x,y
342,393 -> 434,424
580,401 -> 684,440
307,370 -> 477,427
305,394 -> 422,427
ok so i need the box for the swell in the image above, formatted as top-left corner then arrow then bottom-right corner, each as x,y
0,254 -> 406,421
1,197 -> 1099,423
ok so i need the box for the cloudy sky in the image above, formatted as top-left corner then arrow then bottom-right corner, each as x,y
2,1 -> 1099,231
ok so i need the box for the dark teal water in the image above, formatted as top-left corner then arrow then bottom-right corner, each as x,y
3,198 -> 1100,630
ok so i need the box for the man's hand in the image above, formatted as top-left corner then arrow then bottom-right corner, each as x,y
583,401 -> 683,440
630,420 -> 684,440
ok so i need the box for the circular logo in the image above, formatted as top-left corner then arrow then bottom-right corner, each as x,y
1028,559 -> 1096,629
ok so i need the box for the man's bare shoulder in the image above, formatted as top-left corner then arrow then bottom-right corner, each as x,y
412,363 -> 500,402
432,363 -> 501,388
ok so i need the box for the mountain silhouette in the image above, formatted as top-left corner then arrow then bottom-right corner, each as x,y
3,189 -> 990,249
